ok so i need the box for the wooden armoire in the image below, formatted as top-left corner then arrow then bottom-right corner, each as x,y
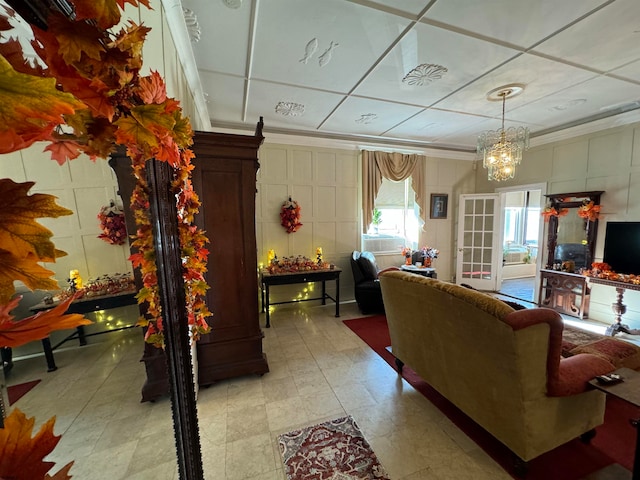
191,124 -> 269,386
109,120 -> 268,400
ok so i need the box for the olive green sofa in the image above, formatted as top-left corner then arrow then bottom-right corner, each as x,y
379,271 -> 616,469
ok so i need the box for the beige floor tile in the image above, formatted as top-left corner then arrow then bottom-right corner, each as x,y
6,301 -> 532,480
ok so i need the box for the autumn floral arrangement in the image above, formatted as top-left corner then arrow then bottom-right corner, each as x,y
541,205 -> 569,222
280,197 -> 303,233
267,255 -> 330,274
97,202 -> 127,245
582,262 -> 640,284
577,200 -> 601,222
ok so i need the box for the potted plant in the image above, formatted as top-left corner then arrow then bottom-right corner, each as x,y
372,208 -> 382,234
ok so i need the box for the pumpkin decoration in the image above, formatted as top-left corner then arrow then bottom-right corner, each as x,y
280,197 -> 303,233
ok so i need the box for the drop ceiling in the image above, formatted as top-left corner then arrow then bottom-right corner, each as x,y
177,0 -> 640,152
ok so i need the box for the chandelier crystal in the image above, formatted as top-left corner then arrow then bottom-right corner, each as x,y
476,85 -> 530,182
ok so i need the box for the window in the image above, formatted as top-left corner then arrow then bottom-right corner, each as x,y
363,178 -> 420,253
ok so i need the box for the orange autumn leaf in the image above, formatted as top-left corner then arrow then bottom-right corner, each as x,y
0,251 -> 60,304
48,13 -> 105,64
0,408 -> 74,480
72,0 -> 121,30
0,294 -> 91,348
44,140 -> 83,165
137,71 -> 167,104
0,56 -> 84,154
0,179 -> 73,260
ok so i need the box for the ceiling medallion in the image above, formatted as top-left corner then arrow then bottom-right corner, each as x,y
182,8 -> 201,43
356,114 -> 377,124
275,101 -> 305,117
477,84 -> 530,182
402,64 -> 448,86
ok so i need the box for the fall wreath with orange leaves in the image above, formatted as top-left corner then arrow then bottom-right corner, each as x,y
280,197 -> 303,233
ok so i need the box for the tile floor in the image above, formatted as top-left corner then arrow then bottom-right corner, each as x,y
8,301 -> 517,480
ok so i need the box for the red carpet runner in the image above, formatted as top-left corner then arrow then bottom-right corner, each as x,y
344,315 -> 638,480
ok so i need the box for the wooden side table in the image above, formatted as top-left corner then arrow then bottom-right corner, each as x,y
539,269 -> 590,319
588,367 -> 640,480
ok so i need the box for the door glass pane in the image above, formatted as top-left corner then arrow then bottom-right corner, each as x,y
475,200 -> 484,214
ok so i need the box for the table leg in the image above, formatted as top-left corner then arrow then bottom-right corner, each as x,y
41,338 -> 57,372
261,281 -> 265,313
265,284 -> 271,328
632,417 -> 639,480
77,325 -> 87,346
322,281 -> 327,305
335,276 -> 340,317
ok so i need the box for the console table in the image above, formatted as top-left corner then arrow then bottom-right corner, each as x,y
260,268 -> 341,328
29,290 -> 138,371
586,277 -> 640,336
538,269 -> 590,319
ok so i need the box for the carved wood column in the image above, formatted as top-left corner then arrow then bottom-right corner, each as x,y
147,159 -> 204,479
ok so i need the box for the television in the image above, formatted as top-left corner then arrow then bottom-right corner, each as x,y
602,222 -> 640,275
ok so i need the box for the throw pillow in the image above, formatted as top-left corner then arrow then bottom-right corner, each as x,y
358,253 -> 379,281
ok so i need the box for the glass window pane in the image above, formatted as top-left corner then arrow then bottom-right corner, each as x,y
475,200 -> 484,214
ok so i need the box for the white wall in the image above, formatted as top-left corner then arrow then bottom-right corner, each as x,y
476,121 -> 640,329
256,143 -> 475,303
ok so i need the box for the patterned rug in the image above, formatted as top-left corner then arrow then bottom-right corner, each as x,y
278,416 -> 390,480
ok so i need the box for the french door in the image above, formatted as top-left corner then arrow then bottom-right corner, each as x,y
456,194 -> 502,291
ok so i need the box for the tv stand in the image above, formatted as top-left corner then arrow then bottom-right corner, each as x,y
586,277 -> 640,336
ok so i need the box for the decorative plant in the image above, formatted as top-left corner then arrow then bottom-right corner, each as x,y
372,208 -> 382,226
541,205 -> 568,222
0,0 -> 211,348
577,200 -> 601,222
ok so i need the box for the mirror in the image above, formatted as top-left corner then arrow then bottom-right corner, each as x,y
543,191 -> 604,271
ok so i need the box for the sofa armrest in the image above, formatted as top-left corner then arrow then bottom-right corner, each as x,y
547,353 -> 615,397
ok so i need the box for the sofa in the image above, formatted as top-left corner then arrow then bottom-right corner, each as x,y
379,271 -> 616,471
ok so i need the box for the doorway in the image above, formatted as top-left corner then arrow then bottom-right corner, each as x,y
496,184 -> 546,304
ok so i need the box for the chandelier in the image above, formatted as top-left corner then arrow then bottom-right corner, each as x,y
476,84 -> 530,182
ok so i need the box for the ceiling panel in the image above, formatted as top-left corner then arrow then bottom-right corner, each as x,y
245,80 -> 346,131
199,72 -> 247,124
435,53 -> 598,116
382,108 -> 488,143
532,0 -> 640,73
320,97 -> 424,136
251,0 -> 412,92
353,22 -> 520,106
423,0 -> 610,48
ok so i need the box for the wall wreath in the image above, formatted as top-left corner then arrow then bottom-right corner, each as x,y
97,201 -> 127,245
280,197 -> 303,233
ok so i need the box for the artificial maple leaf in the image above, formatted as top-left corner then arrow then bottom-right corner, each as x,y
116,0 -> 152,9
130,104 -> 176,137
111,21 -> 151,59
137,71 -> 167,104
48,14 -> 105,64
0,408 -> 74,480
0,179 -> 73,260
0,294 -> 91,348
0,251 -> 60,304
44,140 -> 83,165
114,116 -> 159,152
72,0 -> 121,30
0,57 -> 84,154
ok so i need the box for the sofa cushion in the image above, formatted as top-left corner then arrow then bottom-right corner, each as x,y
570,338 -> 640,370
357,252 -> 378,281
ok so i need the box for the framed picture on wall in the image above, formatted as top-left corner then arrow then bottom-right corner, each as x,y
430,194 -> 448,219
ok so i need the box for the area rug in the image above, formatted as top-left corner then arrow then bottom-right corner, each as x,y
7,380 -> 41,405
278,416 -> 390,480
344,315 -> 639,480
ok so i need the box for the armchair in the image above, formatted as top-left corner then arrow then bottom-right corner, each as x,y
350,251 -> 386,314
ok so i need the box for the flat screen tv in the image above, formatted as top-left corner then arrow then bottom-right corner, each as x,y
602,222 -> 640,275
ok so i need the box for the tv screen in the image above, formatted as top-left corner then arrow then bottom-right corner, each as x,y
603,222 -> 640,275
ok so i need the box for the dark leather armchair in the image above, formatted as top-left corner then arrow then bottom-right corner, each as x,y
350,251 -> 386,314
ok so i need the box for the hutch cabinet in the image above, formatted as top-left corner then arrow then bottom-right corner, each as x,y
109,120 -> 268,400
